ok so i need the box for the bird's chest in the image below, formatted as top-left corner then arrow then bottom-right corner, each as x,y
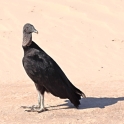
23,56 -> 53,83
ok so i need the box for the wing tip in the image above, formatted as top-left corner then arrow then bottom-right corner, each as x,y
82,92 -> 86,98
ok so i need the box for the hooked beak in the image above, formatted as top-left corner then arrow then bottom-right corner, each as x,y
33,29 -> 38,34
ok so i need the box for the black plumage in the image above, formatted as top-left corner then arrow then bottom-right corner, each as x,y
22,23 -> 86,112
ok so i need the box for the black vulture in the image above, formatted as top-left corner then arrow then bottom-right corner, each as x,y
22,23 -> 86,112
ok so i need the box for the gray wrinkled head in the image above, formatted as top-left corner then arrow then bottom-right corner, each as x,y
22,23 -> 38,47
23,23 -> 38,34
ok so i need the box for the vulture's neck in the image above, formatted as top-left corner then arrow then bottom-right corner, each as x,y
22,33 -> 32,47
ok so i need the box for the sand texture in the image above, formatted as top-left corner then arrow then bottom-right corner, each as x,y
0,0 -> 124,123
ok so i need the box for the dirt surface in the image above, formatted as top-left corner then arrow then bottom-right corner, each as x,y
1,0 -> 124,123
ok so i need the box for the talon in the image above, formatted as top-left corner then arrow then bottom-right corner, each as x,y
37,108 -> 48,113
31,105 -> 40,109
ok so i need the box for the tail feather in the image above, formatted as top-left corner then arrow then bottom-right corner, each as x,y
69,91 -> 80,107
68,83 -> 86,107
70,82 -> 86,97
74,87 -> 86,98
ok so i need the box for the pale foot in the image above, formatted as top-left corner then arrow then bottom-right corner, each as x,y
25,105 -> 48,113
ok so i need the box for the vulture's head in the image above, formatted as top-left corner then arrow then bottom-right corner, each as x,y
22,23 -> 38,47
23,23 -> 38,34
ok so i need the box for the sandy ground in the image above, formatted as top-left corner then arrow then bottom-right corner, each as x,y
1,0 -> 124,123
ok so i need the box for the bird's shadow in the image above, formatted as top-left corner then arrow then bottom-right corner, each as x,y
21,97 -> 124,112
55,97 -> 124,109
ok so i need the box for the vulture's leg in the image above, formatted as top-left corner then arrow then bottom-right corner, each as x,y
37,92 -> 47,112
31,87 -> 47,112
31,91 -> 42,109
38,91 -> 41,108
23,85 -> 48,112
